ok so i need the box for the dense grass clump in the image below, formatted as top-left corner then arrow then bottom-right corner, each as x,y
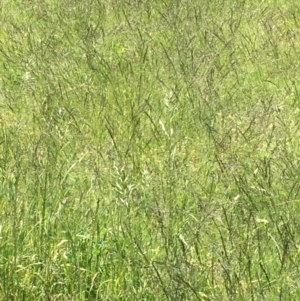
1,0 -> 300,300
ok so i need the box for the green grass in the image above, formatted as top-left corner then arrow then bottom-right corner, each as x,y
1,0 -> 300,300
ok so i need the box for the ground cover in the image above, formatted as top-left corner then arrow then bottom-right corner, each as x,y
1,0 -> 300,300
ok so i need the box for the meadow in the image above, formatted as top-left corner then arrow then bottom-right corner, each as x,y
1,0 -> 300,300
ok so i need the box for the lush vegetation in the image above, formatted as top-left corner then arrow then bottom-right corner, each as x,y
1,0 -> 300,300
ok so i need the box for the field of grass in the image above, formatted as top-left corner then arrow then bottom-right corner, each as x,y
1,0 -> 300,300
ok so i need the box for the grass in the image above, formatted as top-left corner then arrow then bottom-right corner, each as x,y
1,0 -> 300,300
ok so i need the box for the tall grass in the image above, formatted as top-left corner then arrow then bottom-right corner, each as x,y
1,0 -> 300,300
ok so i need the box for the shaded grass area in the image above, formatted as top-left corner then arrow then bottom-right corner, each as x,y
1,0 -> 300,300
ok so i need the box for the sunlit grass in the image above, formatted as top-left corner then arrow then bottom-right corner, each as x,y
1,0 -> 300,300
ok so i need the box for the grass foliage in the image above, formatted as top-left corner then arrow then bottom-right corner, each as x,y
1,0 -> 300,300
